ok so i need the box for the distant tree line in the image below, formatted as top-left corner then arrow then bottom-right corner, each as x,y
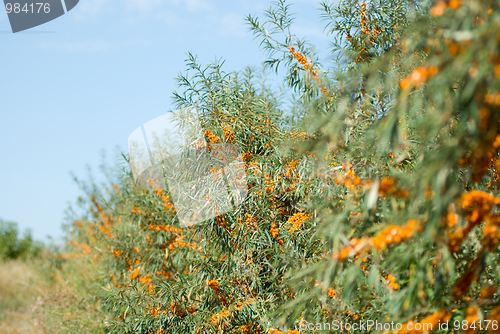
0,219 -> 44,260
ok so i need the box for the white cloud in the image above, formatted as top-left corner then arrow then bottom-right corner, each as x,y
154,10 -> 186,26
73,0 -> 112,20
123,40 -> 151,47
183,0 -> 214,12
38,39 -> 149,52
38,40 -> 111,52
73,0 -> 213,20
217,12 -> 247,37
125,0 -> 166,11
151,0 -> 214,12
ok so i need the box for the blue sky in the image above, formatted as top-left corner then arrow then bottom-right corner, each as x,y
0,0 -> 332,242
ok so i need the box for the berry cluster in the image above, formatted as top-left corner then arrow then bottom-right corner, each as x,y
334,219 -> 422,261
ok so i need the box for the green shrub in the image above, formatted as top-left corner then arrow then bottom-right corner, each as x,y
0,220 -> 43,260
60,0 -> 500,333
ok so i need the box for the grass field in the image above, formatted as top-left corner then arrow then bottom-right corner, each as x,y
0,260 -> 48,334
0,257 -> 104,334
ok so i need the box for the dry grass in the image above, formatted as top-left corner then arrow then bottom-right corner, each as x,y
0,256 -> 105,334
0,260 -> 48,334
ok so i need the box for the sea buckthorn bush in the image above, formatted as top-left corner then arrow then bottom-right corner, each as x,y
60,0 -> 500,333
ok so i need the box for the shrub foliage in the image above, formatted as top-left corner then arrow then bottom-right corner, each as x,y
61,0 -> 500,333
